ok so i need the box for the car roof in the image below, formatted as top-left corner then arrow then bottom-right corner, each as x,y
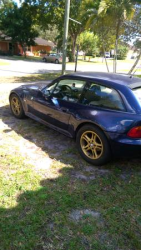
65,72 -> 141,89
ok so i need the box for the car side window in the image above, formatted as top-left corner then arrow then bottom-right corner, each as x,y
82,82 -> 125,111
42,82 -> 57,97
52,79 -> 86,103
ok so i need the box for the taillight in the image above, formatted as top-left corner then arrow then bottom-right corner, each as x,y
127,126 -> 141,138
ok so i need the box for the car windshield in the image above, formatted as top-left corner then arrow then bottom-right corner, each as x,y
133,88 -> 141,106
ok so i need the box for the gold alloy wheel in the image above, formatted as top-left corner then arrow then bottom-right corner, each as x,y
80,131 -> 103,160
11,96 -> 21,116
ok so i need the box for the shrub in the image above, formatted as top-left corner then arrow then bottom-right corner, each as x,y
117,45 -> 128,60
67,51 -> 73,62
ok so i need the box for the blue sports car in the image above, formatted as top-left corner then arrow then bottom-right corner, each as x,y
9,72 -> 141,165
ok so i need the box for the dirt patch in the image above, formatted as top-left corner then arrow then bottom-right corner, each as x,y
70,166 -> 110,181
69,209 -> 101,222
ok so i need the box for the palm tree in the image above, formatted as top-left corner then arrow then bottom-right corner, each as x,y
85,0 -> 135,72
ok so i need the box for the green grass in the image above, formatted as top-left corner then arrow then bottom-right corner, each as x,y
0,149 -> 141,250
0,61 -> 10,66
0,75 -> 141,249
0,55 -> 42,62
0,73 -> 61,83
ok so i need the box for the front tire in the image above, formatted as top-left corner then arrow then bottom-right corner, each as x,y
43,58 -> 47,62
55,59 -> 59,64
10,94 -> 25,119
76,125 -> 111,166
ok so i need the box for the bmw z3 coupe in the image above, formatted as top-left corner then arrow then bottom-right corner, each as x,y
9,72 -> 141,165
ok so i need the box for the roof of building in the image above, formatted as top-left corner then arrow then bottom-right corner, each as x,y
34,38 -> 54,47
0,33 -> 54,47
0,32 -> 11,41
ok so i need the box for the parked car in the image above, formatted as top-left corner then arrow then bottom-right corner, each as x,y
105,52 -> 110,58
9,72 -> 141,165
42,53 -> 69,64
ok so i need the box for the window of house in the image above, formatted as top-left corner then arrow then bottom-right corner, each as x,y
9,43 -> 12,51
82,82 -> 125,111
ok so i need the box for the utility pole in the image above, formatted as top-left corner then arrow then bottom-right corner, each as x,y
62,0 -> 70,75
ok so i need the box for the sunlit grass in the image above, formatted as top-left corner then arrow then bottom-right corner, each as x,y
0,61 -> 10,66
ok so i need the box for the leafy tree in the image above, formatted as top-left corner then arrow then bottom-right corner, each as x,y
123,4 -> 141,73
84,0 -> 115,72
117,45 -> 128,60
98,0 -> 135,72
77,31 -> 99,59
24,0 -> 92,61
0,2 -> 38,57
128,40 -> 141,74
36,25 -> 58,43
85,0 -> 136,72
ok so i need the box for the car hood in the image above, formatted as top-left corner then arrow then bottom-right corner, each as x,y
20,80 -> 52,91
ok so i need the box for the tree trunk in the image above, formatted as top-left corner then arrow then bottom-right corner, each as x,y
84,52 -> 86,61
22,45 -> 26,58
128,50 -> 141,75
114,39 -> 118,73
113,18 -> 121,73
11,42 -> 14,56
71,35 -> 77,62
102,44 -> 110,73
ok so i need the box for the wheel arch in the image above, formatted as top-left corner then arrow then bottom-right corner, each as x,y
9,91 -> 26,111
9,91 -> 22,101
75,122 -> 111,142
9,91 -> 26,118
75,122 -> 112,165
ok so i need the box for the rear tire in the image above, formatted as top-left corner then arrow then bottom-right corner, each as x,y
76,125 -> 111,166
10,94 -> 25,119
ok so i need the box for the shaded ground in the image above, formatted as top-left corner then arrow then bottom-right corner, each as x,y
0,82 -> 141,250
0,73 -> 60,84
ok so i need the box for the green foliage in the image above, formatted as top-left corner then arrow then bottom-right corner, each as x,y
0,2 -> 38,55
67,50 -> 74,62
117,45 -> 128,60
25,0 -> 91,61
134,39 -> 141,49
77,31 -> 99,56
35,25 -> 58,42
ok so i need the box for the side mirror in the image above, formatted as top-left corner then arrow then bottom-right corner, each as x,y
43,89 -> 50,100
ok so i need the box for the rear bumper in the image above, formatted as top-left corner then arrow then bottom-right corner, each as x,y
106,132 -> 141,157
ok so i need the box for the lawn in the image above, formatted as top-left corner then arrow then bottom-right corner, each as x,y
0,60 -> 10,66
0,55 -> 42,62
0,73 -> 61,84
0,75 -> 141,250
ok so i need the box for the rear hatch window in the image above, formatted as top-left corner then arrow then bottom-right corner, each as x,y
133,88 -> 141,106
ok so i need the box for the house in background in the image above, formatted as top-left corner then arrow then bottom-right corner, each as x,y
0,34 -> 54,56
18,38 -> 55,56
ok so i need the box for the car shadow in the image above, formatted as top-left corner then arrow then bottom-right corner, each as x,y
1,104 -> 141,175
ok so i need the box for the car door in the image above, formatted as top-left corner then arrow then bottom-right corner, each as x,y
23,86 -> 40,114
49,54 -> 55,62
47,54 -> 52,62
33,78 -> 86,133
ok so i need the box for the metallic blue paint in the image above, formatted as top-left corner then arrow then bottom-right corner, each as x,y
10,72 -> 141,158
